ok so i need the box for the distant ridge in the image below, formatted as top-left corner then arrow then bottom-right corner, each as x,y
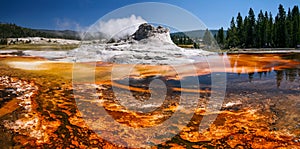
170,30 -> 227,39
0,23 -> 80,40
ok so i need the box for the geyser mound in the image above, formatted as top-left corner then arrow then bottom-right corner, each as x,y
64,23 -> 213,64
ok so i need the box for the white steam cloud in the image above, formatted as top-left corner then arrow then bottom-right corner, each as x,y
95,15 -> 147,39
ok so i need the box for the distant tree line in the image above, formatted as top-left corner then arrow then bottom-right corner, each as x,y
171,35 -> 194,45
215,4 -> 300,49
171,34 -> 201,48
0,23 -> 80,44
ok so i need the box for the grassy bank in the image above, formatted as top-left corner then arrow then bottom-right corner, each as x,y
0,44 -> 79,50
221,48 -> 300,54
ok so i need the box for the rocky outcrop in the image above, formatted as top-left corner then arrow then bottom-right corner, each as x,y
132,23 -> 170,41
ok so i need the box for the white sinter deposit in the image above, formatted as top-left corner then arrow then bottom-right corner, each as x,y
62,23 -> 214,65
7,37 -> 80,45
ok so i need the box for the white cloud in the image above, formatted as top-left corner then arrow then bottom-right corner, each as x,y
92,15 -> 147,39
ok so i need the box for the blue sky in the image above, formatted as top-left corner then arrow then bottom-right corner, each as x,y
0,0 -> 299,30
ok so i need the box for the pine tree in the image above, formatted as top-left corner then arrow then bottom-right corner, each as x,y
256,10 -> 266,48
291,6 -> 300,47
226,17 -> 238,48
203,29 -> 213,46
236,12 -> 244,47
216,27 -> 225,48
286,8 -> 293,47
265,11 -> 272,47
263,11 -> 269,47
275,4 -> 287,47
243,16 -> 249,47
245,8 -> 255,47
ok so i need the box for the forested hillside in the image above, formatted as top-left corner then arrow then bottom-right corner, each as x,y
215,4 -> 300,49
0,23 -> 80,44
